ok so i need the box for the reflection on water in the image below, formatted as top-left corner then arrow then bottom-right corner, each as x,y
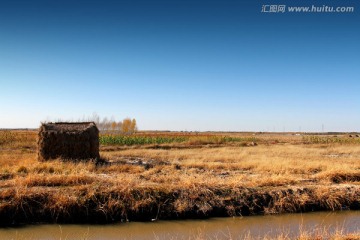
0,211 -> 359,240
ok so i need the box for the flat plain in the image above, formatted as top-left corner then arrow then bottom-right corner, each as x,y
0,130 -> 359,227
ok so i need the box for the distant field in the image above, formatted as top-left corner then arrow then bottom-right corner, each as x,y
0,130 -> 359,226
99,131 -> 360,145
99,133 -> 257,146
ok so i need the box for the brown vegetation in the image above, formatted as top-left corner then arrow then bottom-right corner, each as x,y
37,122 -> 99,161
0,130 -> 359,226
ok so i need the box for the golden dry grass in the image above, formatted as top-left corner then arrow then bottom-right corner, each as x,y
0,130 -> 359,225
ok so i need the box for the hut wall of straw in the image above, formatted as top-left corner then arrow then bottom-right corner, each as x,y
38,122 -> 100,161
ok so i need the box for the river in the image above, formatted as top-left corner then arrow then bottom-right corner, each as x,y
0,211 -> 359,239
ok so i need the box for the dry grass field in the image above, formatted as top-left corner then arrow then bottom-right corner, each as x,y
0,130 -> 359,227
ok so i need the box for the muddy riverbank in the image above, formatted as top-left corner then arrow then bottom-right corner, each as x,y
0,184 -> 359,226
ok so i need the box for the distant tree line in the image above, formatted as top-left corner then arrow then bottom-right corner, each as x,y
86,113 -> 138,134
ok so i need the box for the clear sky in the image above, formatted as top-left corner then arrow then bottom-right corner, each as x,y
0,0 -> 359,131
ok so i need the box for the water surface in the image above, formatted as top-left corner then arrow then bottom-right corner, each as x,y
1,211 -> 359,239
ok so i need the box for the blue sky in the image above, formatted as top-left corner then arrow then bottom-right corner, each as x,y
0,0 -> 359,131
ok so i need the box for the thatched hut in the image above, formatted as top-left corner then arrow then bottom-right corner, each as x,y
38,122 -> 100,161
